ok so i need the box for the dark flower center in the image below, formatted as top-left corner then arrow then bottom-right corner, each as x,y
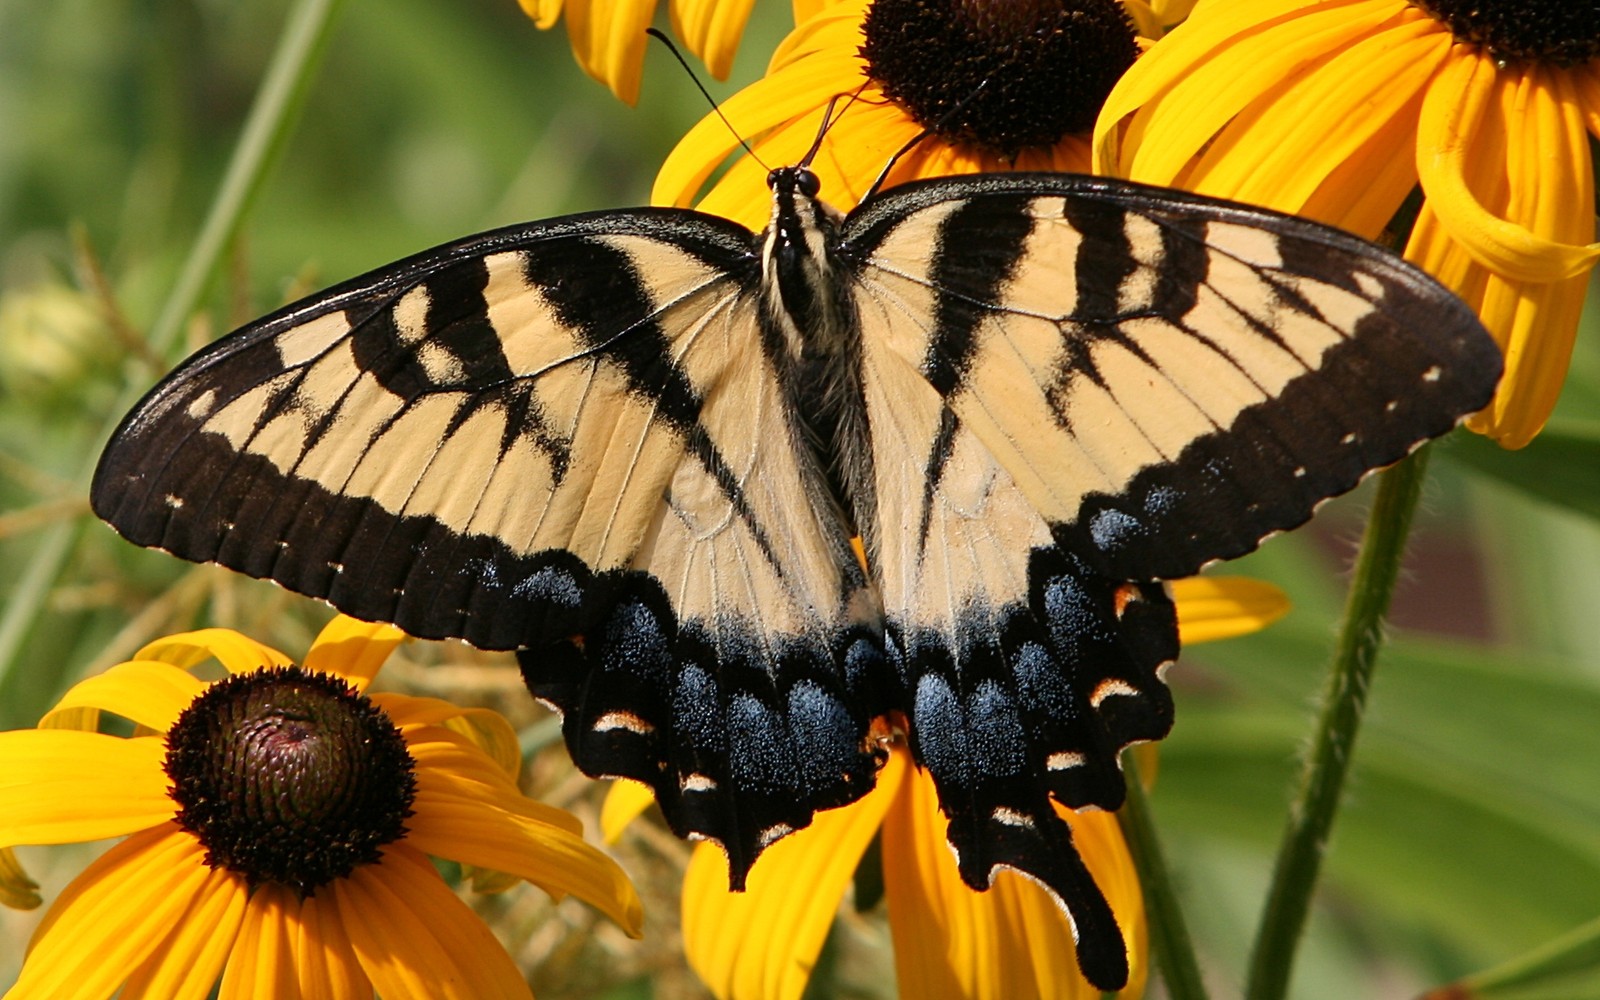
164,665 -> 416,894
860,0 -> 1140,158
1414,0 -> 1599,67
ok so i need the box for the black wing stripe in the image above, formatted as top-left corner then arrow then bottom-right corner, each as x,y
921,197 -> 1033,397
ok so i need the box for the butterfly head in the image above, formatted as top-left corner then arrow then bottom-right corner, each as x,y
766,164 -> 822,201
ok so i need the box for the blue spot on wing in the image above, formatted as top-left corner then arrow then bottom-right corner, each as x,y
912,674 -> 963,780
787,681 -> 860,789
1089,508 -> 1145,553
968,680 -> 1025,779
511,565 -> 582,606
1013,641 -> 1077,721
728,694 -> 788,794
673,664 -> 725,756
1144,486 -> 1181,516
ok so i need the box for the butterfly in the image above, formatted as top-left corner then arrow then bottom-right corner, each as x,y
92,164 -> 1500,990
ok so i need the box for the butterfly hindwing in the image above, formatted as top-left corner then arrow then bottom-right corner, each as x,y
91,210 -> 885,876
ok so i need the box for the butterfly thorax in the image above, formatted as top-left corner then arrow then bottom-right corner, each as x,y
759,167 -> 852,367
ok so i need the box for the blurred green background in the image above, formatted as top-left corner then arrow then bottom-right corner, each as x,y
3,1 -> 1600,997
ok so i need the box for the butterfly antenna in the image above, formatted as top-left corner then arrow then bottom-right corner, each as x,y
645,27 -> 767,172
862,77 -> 992,201
798,83 -> 870,169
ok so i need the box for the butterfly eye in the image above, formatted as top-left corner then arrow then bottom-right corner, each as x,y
795,168 -> 822,198
766,168 -> 782,190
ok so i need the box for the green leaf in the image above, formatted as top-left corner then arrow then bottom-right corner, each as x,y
1444,420 -> 1600,523
1426,914 -> 1600,999
1161,622 -> 1600,974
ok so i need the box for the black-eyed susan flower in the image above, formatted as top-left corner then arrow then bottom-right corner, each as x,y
1,615 -> 643,999
518,0 -> 760,104
653,0 -> 1154,228
1094,0 -> 1600,448
603,576 -> 1287,1000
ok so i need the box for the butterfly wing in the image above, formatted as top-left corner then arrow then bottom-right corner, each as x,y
839,172 -> 1500,984
91,211 -> 886,877
850,319 -> 1173,988
847,173 -> 1502,581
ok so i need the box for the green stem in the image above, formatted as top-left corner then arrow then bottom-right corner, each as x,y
0,0 -> 348,695
1244,446 -> 1433,1000
1119,752 -> 1210,1000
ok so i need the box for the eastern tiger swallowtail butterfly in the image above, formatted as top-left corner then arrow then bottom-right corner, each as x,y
92,166 -> 1500,990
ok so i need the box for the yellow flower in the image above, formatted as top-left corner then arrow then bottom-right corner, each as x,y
2,616 -> 642,999
604,576 -> 1287,1000
654,0 -> 1152,228
1094,0 -> 1600,448
517,0 -> 759,104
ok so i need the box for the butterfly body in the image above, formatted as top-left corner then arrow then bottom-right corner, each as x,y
94,168 -> 1501,990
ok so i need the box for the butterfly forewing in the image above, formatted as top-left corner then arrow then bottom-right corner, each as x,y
843,174 -> 1503,582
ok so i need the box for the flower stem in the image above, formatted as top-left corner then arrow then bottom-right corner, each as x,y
1244,446 -> 1433,1000
0,0 -> 348,699
1119,752 -> 1209,1000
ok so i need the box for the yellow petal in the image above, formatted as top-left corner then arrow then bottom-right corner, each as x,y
0,846 -> 41,910
378,692 -> 523,780
693,96 -> 921,227
1147,0 -> 1198,25
120,862 -> 249,1000
1460,68 -> 1595,447
134,627 -> 291,675
406,781 -> 645,936
303,614 -> 405,692
882,764 -> 1030,998
442,709 -> 523,779
406,726 -> 582,834
1095,0 -> 1401,182
518,0 -> 563,30
670,0 -> 758,79
565,0 -> 658,105
335,844 -> 534,1000
296,890 -> 373,1000
1409,63 -> 1598,448
809,100 -> 938,205
10,826 -> 241,1000
1179,12 -> 1444,231
684,747 -> 904,1000
1171,576 -> 1290,645
1578,63 -> 1600,136
652,51 -> 868,211
218,884 -> 299,1000
601,778 -> 658,843
40,659 -> 206,734
0,731 -> 171,846
1295,95 -> 1426,240
882,765 -> 1145,998
1416,54 -> 1600,283
770,1 -> 865,70
789,0 -> 834,27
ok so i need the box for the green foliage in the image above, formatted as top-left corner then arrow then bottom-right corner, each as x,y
1445,419 -> 1600,523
